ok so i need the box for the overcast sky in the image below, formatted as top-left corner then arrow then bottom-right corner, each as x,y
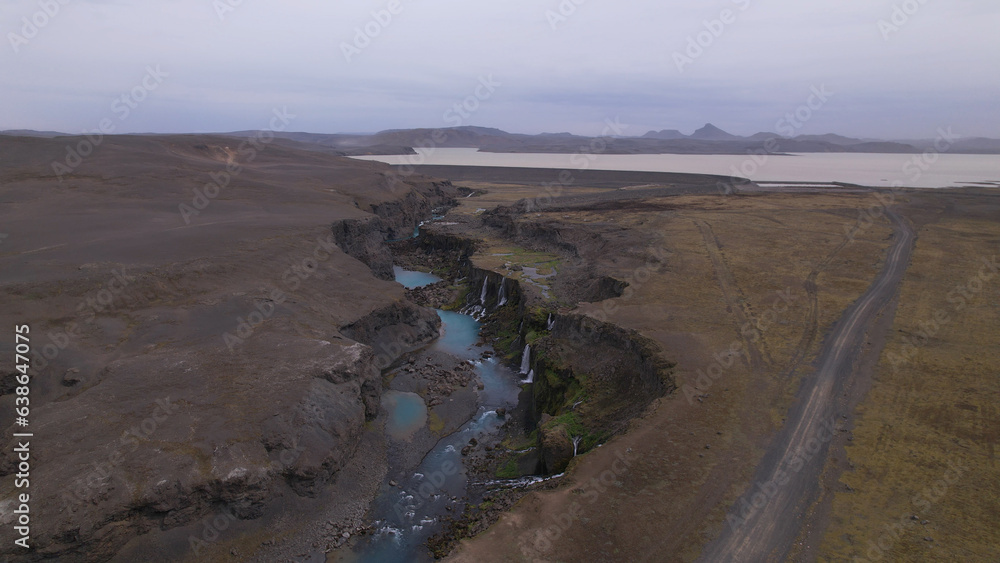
2,0 -> 998,138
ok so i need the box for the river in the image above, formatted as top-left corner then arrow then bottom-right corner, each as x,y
352,147 -> 1000,189
345,269 -> 522,563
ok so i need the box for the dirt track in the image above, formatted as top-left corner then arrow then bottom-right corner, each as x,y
698,209 -> 916,561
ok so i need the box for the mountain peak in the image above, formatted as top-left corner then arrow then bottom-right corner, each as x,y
690,123 -> 742,141
643,129 -> 686,140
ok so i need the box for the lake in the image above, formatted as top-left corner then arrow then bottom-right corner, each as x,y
353,148 -> 1000,189
392,266 -> 441,289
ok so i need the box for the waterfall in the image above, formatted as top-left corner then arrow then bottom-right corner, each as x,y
519,344 -> 531,374
572,435 -> 582,456
497,278 -> 508,307
461,277 -> 487,320
521,369 -> 534,384
462,304 -> 485,320
547,313 -> 555,331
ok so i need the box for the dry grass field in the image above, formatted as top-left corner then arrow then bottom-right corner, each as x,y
818,200 -> 1000,562
442,183 -> 964,562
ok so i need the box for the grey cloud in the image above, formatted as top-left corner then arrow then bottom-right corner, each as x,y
1,0 -> 997,138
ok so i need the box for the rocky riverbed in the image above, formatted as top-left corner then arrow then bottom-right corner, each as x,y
1,135 -> 680,563
405,281 -> 460,309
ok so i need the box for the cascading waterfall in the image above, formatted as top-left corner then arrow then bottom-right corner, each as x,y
484,472 -> 565,490
459,275 -> 493,321
522,369 -> 534,384
572,435 -> 582,456
520,344 -> 535,384
547,313 -> 555,331
497,278 -> 508,307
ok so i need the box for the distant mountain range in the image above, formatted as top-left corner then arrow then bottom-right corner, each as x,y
642,124 -> 1000,154
0,129 -> 68,138
4,124 -> 1000,155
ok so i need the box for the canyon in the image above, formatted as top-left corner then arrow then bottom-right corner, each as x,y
1,133 -> 997,562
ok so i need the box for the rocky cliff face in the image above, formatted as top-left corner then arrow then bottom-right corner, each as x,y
332,216 -> 396,280
0,137 -> 456,562
394,227 -> 673,476
342,300 -> 443,369
333,177 -> 459,280
482,205 -> 581,256
0,329 -> 422,562
524,313 -> 675,473
460,267 -> 523,320
370,184 -> 451,240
